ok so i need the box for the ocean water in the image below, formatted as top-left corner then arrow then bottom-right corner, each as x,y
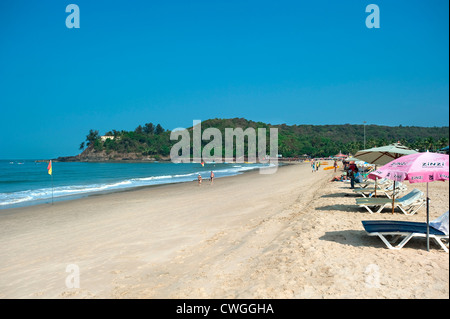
0,160 -> 273,209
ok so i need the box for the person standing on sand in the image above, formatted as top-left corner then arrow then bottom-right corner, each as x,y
197,174 -> 202,186
348,164 -> 358,189
333,160 -> 338,172
210,171 -> 215,185
311,160 -> 315,173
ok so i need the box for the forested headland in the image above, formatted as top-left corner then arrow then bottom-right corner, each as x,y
59,118 -> 449,161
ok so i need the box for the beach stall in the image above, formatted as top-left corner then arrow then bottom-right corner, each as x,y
334,151 -> 347,159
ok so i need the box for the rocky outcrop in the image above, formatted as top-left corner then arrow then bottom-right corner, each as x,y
54,145 -> 168,162
55,155 -> 81,162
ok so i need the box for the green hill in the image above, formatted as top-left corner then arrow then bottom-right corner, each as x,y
75,118 -> 449,160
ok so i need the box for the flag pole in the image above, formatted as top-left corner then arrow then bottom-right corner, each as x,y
48,160 -> 54,205
51,173 -> 54,205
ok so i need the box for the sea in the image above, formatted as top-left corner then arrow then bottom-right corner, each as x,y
0,160 -> 274,209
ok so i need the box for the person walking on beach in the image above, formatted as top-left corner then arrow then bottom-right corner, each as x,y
311,160 -> 316,173
210,171 -> 215,185
197,174 -> 202,186
333,160 -> 338,172
316,161 -> 320,171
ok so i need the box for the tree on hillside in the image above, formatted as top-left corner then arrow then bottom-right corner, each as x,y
155,124 -> 164,135
424,137 -> 435,151
437,137 -> 449,149
85,129 -> 99,147
135,125 -> 143,134
144,123 -> 155,135
112,129 -> 120,138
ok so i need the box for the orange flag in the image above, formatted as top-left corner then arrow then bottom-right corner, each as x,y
47,160 -> 52,175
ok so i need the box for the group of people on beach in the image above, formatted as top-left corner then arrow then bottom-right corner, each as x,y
198,171 -> 214,186
312,159 -> 339,173
330,161 -> 364,188
311,160 -> 320,172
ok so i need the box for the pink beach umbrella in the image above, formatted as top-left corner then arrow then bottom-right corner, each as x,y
368,152 -> 449,251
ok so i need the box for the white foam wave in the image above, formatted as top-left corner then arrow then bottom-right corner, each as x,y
0,163 -> 276,207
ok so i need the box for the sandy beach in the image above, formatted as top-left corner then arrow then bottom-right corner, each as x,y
0,163 -> 448,299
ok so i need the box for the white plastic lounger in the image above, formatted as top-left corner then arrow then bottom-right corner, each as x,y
362,212 -> 449,252
353,178 -> 391,189
355,188 -> 425,215
353,182 -> 407,199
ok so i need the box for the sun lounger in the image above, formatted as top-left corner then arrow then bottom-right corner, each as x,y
352,182 -> 407,198
353,178 -> 391,189
355,188 -> 425,215
362,213 -> 449,252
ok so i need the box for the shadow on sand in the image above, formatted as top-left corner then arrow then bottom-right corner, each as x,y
320,192 -> 358,198
315,204 -> 363,213
319,230 -> 377,248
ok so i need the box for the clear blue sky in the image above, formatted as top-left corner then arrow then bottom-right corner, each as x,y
0,0 -> 448,159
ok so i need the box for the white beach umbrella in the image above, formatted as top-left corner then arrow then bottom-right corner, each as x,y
354,143 -> 418,166
354,143 -> 418,197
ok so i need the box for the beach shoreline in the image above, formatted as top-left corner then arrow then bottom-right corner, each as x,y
0,162 -> 448,299
0,161 -> 284,210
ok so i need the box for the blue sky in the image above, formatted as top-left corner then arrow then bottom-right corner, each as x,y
0,0 -> 448,159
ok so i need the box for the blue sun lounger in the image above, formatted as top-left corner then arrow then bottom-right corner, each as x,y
362,220 -> 449,252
